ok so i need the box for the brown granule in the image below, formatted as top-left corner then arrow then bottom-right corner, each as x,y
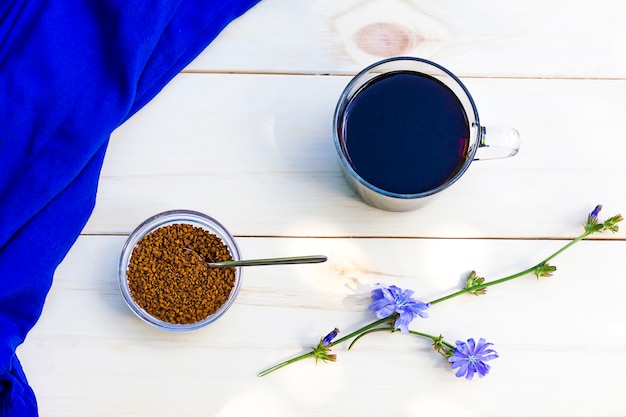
126,223 -> 236,324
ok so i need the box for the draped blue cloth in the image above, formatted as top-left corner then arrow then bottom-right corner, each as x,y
0,1 -> 260,414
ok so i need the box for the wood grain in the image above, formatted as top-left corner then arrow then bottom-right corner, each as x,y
186,0 -> 626,79
89,73 -> 626,238
21,235 -> 626,417
20,2 -> 626,416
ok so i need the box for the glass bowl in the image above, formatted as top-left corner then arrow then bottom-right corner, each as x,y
118,210 -> 242,331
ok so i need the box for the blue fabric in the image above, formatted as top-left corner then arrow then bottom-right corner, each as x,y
0,0 -> 260,415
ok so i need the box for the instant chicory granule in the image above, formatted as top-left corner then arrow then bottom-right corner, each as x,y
126,223 -> 235,324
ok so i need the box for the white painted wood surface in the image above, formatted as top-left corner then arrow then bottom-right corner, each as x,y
89,73 -> 626,239
21,236 -> 626,416
187,0 -> 626,79
18,1 -> 626,416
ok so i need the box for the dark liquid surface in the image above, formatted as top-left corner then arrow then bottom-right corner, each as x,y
341,71 -> 470,194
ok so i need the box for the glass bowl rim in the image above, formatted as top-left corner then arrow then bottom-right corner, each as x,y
118,209 -> 242,332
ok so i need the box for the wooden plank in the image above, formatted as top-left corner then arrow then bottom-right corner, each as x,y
20,235 -> 626,416
186,0 -> 626,79
87,73 -> 626,238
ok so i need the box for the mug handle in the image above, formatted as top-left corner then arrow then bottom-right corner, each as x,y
474,126 -> 521,160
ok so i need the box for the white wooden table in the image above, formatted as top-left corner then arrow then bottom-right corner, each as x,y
19,1 -> 626,416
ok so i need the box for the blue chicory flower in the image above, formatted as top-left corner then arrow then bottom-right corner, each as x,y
368,285 -> 429,333
585,204 -> 605,233
449,338 -> 498,380
313,328 -> 340,363
322,328 -> 339,346
590,205 -> 603,220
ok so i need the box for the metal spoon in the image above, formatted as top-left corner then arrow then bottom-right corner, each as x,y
183,248 -> 327,268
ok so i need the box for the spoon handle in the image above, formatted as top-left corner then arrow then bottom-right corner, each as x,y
208,255 -> 328,268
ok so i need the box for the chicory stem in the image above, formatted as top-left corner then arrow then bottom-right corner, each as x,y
257,351 -> 314,377
428,231 -> 592,305
258,317 -> 393,377
408,330 -> 456,350
331,317 -> 392,346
